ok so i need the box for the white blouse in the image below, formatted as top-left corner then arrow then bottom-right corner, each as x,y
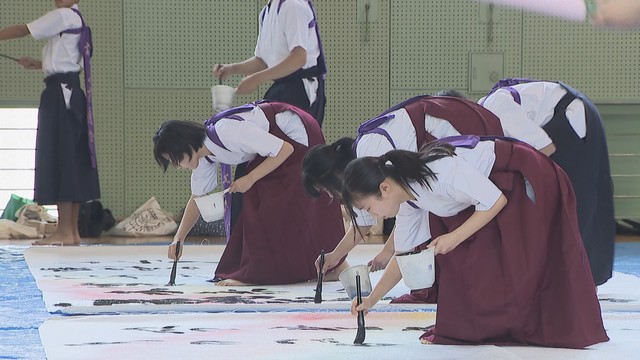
393,141 -> 502,252
352,108 -> 462,227
479,82 -> 586,150
190,107 -> 308,196
27,4 -> 83,77
254,0 -> 321,104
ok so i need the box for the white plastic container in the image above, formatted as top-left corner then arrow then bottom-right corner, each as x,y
193,189 -> 228,222
395,248 -> 435,290
338,264 -> 372,299
211,85 -> 235,112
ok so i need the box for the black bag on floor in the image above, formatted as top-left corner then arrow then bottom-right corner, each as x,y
178,207 -> 226,237
78,200 -> 116,237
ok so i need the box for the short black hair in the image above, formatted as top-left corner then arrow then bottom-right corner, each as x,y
153,120 -> 207,172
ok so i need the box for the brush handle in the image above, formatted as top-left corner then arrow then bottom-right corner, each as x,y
314,250 -> 325,303
354,274 -> 366,344
356,274 -> 364,319
167,241 -> 181,286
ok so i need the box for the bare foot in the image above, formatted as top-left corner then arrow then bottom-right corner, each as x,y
32,234 -> 79,246
215,279 -> 253,286
323,260 -> 351,282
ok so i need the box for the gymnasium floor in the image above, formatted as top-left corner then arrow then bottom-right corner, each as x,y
1,235 -> 639,359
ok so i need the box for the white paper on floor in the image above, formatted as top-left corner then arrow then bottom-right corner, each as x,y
38,311 -> 639,360
597,271 -> 640,311
24,244 -> 431,315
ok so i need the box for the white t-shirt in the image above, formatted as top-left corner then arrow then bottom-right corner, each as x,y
190,107 -> 308,196
255,0 -> 321,103
352,108 -> 462,227
393,141 -> 501,252
479,82 -> 586,150
27,4 -> 83,77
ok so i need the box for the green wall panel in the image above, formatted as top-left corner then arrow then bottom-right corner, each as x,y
1,0 -> 639,219
124,0 -> 257,89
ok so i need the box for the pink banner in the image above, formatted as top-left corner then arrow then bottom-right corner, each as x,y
476,0 -> 588,21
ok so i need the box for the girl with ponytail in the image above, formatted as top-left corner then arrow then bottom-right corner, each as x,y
344,137 -> 608,349
302,94 -> 503,281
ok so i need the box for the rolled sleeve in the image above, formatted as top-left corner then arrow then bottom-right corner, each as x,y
280,2 -> 314,52
394,203 -> 431,252
443,159 -> 502,211
217,120 -> 284,158
27,8 -> 81,40
191,158 -> 218,196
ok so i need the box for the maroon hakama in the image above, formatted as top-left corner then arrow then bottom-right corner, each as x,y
420,139 -> 608,348
214,102 -> 344,285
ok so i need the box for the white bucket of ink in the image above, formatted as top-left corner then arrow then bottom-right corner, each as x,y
338,264 -> 372,299
211,85 -> 235,112
193,189 -> 228,222
395,247 -> 435,290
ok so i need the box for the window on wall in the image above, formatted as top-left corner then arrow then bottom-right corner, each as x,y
0,108 -> 57,218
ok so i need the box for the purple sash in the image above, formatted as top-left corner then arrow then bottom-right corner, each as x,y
353,114 -> 397,150
61,8 -> 96,168
353,94 -> 434,152
479,78 -> 535,106
439,134 -> 519,148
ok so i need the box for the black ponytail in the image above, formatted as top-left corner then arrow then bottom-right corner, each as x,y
342,141 -> 455,225
302,137 -> 356,198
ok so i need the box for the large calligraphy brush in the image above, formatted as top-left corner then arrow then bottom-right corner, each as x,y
314,250 -> 325,303
166,241 -> 181,286
354,273 -> 366,344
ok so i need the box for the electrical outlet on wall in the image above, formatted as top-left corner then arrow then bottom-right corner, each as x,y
469,52 -> 504,93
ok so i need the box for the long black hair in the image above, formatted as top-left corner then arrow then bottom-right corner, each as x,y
153,120 -> 207,172
302,137 -> 356,198
342,141 -> 456,226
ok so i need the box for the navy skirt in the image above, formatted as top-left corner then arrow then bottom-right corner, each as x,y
34,72 -> 100,205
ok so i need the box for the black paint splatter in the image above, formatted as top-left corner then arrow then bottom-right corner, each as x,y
123,326 -> 183,334
336,343 -> 397,347
66,340 -> 161,346
41,267 -> 91,272
599,298 -> 633,303
190,327 -> 239,332
131,266 -> 160,271
81,283 -> 152,288
192,340 -> 238,345
270,325 -> 350,332
402,326 -> 430,332
310,338 -> 340,344
276,339 -> 297,344
108,288 -> 184,296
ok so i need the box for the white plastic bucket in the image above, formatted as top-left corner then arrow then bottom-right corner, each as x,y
193,189 -> 227,222
338,264 -> 372,299
211,85 -> 235,112
395,248 -> 435,290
